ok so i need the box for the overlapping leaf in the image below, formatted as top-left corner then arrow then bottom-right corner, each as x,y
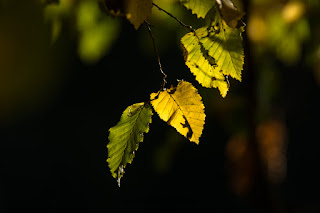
216,0 -> 245,28
181,29 -> 230,97
107,102 -> 152,186
181,11 -> 244,97
179,0 -> 215,18
150,81 -> 205,144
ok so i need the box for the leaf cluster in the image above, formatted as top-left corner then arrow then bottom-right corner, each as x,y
104,0 -> 246,185
107,81 -> 205,186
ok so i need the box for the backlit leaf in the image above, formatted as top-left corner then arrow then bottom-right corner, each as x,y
181,29 -> 229,97
179,0 -> 215,19
181,11 -> 244,97
107,102 -> 153,186
150,81 -> 205,144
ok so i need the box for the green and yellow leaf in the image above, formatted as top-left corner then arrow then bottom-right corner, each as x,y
181,30 -> 230,97
179,0 -> 215,19
107,102 -> 153,186
150,81 -> 205,144
181,11 -> 244,97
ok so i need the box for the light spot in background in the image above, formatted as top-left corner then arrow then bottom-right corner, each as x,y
282,1 -> 305,24
225,133 -> 255,195
256,119 -> 287,184
247,14 -> 267,43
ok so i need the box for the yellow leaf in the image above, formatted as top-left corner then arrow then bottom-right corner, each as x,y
150,81 -> 205,144
181,11 -> 244,97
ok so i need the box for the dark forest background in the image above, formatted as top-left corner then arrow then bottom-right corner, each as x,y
1,0 -> 320,212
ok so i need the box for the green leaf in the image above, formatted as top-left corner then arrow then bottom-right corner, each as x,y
179,0 -> 215,18
181,11 -> 244,97
199,18 -> 244,81
107,102 -> 153,186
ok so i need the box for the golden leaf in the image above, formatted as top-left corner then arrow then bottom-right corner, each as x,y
150,81 -> 205,144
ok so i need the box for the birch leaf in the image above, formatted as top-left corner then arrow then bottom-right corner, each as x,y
181,11 -> 244,97
107,102 -> 152,186
179,0 -> 215,19
150,81 -> 205,144
125,0 -> 153,29
181,29 -> 229,97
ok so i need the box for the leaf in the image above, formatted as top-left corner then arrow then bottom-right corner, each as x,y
216,0 -> 245,28
125,0 -> 153,29
101,0 -> 125,15
107,102 -> 153,186
181,11 -> 244,97
102,0 -> 152,29
150,81 -> 205,144
181,29 -> 229,97
179,0 -> 215,19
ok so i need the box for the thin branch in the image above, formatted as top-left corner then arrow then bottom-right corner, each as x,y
145,21 -> 167,89
152,3 -> 195,33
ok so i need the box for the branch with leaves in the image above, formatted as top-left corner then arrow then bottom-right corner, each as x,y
102,0 -> 245,186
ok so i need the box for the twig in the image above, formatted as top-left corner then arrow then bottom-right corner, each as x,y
145,21 -> 167,89
152,3 -> 195,33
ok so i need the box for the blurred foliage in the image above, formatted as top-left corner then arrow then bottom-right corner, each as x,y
248,0 -> 310,64
45,0 -> 120,63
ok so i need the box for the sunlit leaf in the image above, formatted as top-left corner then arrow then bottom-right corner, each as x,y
179,0 -> 215,19
107,102 -> 153,186
150,81 -> 205,144
181,29 -> 229,97
200,16 -> 244,81
181,11 -> 244,97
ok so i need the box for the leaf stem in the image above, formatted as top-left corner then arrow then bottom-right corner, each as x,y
145,21 -> 167,90
152,3 -> 195,32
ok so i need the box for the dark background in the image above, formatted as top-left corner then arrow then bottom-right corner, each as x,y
1,0 -> 320,212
